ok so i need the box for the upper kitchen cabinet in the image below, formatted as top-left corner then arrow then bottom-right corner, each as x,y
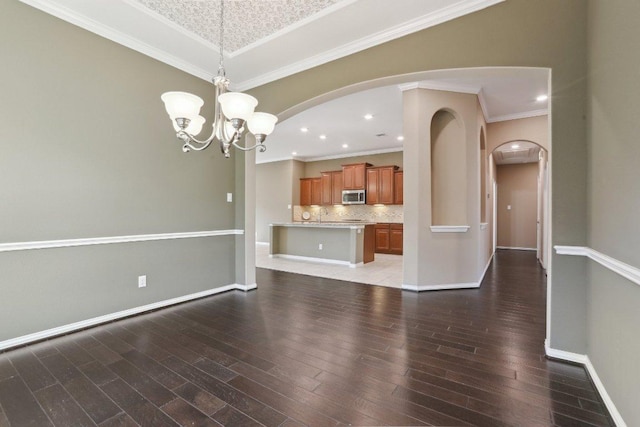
300,177 -> 322,206
366,166 -> 398,205
321,171 -> 343,205
394,171 -> 403,205
342,163 -> 371,190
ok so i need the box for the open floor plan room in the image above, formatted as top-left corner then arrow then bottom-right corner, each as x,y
0,251 -> 614,426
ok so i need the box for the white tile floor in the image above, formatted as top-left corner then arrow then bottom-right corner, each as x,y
255,243 -> 403,288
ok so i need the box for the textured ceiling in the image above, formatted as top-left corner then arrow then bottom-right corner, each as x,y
133,0 -> 343,53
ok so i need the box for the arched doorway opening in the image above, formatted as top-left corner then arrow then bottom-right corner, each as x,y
491,139 -> 550,269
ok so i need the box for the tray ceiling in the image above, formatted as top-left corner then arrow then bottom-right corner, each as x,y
20,0 -> 504,90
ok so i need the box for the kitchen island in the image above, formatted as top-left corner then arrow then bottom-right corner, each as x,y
269,222 -> 375,267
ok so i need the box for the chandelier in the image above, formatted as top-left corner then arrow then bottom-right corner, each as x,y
160,0 -> 277,157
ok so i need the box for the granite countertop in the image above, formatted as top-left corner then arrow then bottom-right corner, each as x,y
270,221 -> 376,228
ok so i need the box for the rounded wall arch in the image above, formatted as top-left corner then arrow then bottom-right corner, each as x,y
430,108 -> 467,226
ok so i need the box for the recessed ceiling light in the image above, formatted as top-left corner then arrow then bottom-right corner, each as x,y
319,135 -> 326,140
364,114 -> 374,120
342,144 -> 348,148
300,127 -> 308,133
511,143 -> 520,149
397,136 -> 404,141
291,151 -> 297,155
536,94 -> 548,102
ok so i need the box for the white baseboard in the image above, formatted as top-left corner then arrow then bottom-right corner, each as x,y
270,253 -> 356,267
235,283 -> 257,291
497,246 -> 536,251
402,252 -> 494,292
255,241 -> 269,246
402,282 -> 479,291
0,283 -> 254,352
545,340 -> 626,427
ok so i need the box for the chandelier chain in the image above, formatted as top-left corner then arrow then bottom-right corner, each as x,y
218,0 -> 225,77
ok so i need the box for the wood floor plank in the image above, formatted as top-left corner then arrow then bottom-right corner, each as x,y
100,378 -> 178,427
161,355 -> 287,426
107,359 -> 176,407
8,349 -> 57,392
34,384 -> 96,427
161,398 -> 221,427
171,382 -> 226,416
0,376 -> 54,427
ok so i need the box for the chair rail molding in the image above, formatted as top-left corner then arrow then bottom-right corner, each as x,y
0,230 -> 244,253
554,245 -> 640,287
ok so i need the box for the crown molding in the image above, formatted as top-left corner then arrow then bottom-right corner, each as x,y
487,108 -> 549,123
19,0 -> 214,81
256,146 -> 403,164
235,0 -> 505,90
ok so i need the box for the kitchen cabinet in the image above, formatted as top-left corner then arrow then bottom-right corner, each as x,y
394,171 -> 403,205
389,223 -> 403,254
300,177 -> 321,206
321,171 -> 343,205
366,166 -> 398,205
375,223 -> 403,255
342,163 -> 371,190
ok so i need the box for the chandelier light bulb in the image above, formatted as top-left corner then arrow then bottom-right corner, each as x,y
218,92 -> 258,121
247,112 -> 278,136
161,91 -> 203,121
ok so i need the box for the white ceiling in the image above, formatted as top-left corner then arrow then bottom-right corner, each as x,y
493,140 -> 542,165
258,67 -> 550,164
21,0 -> 549,164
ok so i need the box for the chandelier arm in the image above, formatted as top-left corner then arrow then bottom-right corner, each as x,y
177,130 -> 217,152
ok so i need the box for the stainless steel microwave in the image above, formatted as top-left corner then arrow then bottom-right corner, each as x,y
342,189 -> 365,204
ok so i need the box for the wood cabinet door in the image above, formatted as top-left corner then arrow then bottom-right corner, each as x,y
342,165 -> 355,189
374,223 -> 390,252
300,179 -> 312,206
331,172 -> 343,205
394,171 -> 403,205
321,173 -> 332,205
311,178 -> 322,205
390,224 -> 403,255
353,163 -> 366,189
366,168 -> 379,205
379,167 -> 395,204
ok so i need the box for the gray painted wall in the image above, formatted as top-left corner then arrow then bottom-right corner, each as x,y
0,2 -> 238,341
255,160 -> 296,243
586,1 -> 640,424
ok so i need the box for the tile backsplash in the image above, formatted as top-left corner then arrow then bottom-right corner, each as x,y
293,205 -> 403,223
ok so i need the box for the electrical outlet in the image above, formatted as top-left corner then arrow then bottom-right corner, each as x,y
138,275 -> 146,288
226,193 -> 233,203
318,243 -> 323,250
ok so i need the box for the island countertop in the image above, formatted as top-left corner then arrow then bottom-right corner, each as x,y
269,222 -> 375,266
270,221 -> 376,229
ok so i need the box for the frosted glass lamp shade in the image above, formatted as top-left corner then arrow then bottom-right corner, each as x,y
161,91 -> 204,120
218,92 -> 258,121
247,112 -> 278,136
173,115 -> 205,135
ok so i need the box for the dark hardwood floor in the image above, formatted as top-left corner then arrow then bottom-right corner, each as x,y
0,250 -> 614,426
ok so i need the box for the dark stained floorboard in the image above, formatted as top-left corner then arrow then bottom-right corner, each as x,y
0,250 -> 614,426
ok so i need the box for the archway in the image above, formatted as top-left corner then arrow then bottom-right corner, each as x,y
491,139 -> 549,268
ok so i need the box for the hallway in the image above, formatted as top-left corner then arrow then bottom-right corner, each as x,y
0,251 -> 613,426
